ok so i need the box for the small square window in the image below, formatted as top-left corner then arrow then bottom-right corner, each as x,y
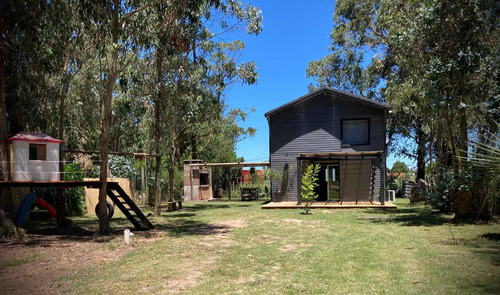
342,119 -> 369,145
29,144 -> 47,160
200,172 -> 209,186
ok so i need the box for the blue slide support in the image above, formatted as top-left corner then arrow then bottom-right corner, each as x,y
15,193 -> 37,227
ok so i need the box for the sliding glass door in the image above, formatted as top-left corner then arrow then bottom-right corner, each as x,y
327,165 -> 340,201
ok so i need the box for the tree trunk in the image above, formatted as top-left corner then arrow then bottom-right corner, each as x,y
58,54 -> 71,143
153,47 -> 163,216
168,124 -> 176,204
416,119 -> 426,181
458,103 -> 468,168
191,134 -> 198,159
0,42 -> 13,216
445,111 -> 459,174
98,1 -> 119,234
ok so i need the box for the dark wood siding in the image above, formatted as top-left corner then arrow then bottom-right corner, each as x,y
269,92 -> 386,202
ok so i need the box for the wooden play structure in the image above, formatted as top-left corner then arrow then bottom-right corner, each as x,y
1,132 -> 154,230
1,180 -> 153,230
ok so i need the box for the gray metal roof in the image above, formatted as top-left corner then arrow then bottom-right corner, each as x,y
264,87 -> 390,117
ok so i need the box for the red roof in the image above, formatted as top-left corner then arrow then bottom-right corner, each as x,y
9,132 -> 62,143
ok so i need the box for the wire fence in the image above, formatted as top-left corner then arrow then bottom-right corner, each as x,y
0,159 -> 105,180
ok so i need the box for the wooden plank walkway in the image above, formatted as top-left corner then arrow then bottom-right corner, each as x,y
262,201 -> 396,209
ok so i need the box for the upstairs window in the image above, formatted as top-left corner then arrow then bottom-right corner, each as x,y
341,119 -> 370,145
29,144 -> 47,160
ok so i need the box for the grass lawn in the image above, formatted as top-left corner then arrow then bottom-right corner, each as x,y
39,199 -> 500,294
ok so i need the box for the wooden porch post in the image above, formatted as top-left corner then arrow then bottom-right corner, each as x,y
227,167 -> 231,200
297,157 -> 301,205
380,155 -> 386,205
56,149 -> 65,227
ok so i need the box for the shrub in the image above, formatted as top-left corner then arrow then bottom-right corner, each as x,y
63,163 -> 86,216
430,167 -> 471,214
301,164 -> 320,214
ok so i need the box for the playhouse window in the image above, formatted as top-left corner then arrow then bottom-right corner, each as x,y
200,172 -> 209,186
29,144 -> 47,160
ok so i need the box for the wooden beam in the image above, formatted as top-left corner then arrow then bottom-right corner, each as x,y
188,162 -> 269,168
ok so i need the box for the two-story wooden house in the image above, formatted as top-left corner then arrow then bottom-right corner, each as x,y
265,87 -> 390,205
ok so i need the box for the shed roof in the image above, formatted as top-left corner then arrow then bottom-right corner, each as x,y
9,132 -> 62,143
264,87 -> 390,117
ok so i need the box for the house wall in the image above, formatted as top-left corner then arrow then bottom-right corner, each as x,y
268,92 -> 386,202
11,141 -> 60,181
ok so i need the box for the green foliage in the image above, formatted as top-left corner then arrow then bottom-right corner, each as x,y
386,176 -> 399,191
460,130 -> 500,217
430,167 -> 458,214
301,164 -> 320,214
164,167 -> 183,202
0,210 -> 20,239
108,155 -> 139,180
63,163 -> 85,216
391,161 -> 410,174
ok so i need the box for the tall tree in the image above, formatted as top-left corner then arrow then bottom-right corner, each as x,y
307,0 -> 499,218
82,0 -> 156,233
148,0 -> 262,210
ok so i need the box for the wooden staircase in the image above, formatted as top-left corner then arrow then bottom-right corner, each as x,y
106,182 -> 154,230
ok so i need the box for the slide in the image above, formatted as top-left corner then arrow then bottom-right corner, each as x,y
15,193 -> 37,227
15,193 -> 72,226
35,198 -> 72,224
35,198 -> 58,219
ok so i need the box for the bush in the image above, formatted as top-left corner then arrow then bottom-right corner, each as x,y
301,164 -> 320,214
0,210 -> 23,239
430,167 -> 471,214
63,163 -> 86,216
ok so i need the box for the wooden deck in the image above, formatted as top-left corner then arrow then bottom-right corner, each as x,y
262,201 -> 397,209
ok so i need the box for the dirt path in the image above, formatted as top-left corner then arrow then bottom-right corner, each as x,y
0,228 -> 137,295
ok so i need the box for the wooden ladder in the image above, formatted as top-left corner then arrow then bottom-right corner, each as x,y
106,182 -> 154,230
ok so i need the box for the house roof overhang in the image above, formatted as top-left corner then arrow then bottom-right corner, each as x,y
298,151 -> 384,160
264,87 -> 390,118
9,132 -> 62,144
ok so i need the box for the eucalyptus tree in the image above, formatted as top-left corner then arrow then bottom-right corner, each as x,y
0,0 -> 72,215
79,0 -> 159,233
147,0 -> 262,214
307,0 -> 499,219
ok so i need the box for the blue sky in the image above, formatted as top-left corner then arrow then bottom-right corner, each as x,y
223,0 -> 415,170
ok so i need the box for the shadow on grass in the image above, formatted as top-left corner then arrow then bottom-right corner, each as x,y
182,202 -> 251,212
153,218 -> 234,237
482,233 -> 500,241
363,205 -> 452,226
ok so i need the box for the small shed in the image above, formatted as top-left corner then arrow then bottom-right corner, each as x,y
9,132 -> 61,181
183,159 -> 213,201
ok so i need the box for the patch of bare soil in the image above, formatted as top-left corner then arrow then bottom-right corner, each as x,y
190,219 -> 246,248
165,219 -> 246,294
0,228 -> 156,295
